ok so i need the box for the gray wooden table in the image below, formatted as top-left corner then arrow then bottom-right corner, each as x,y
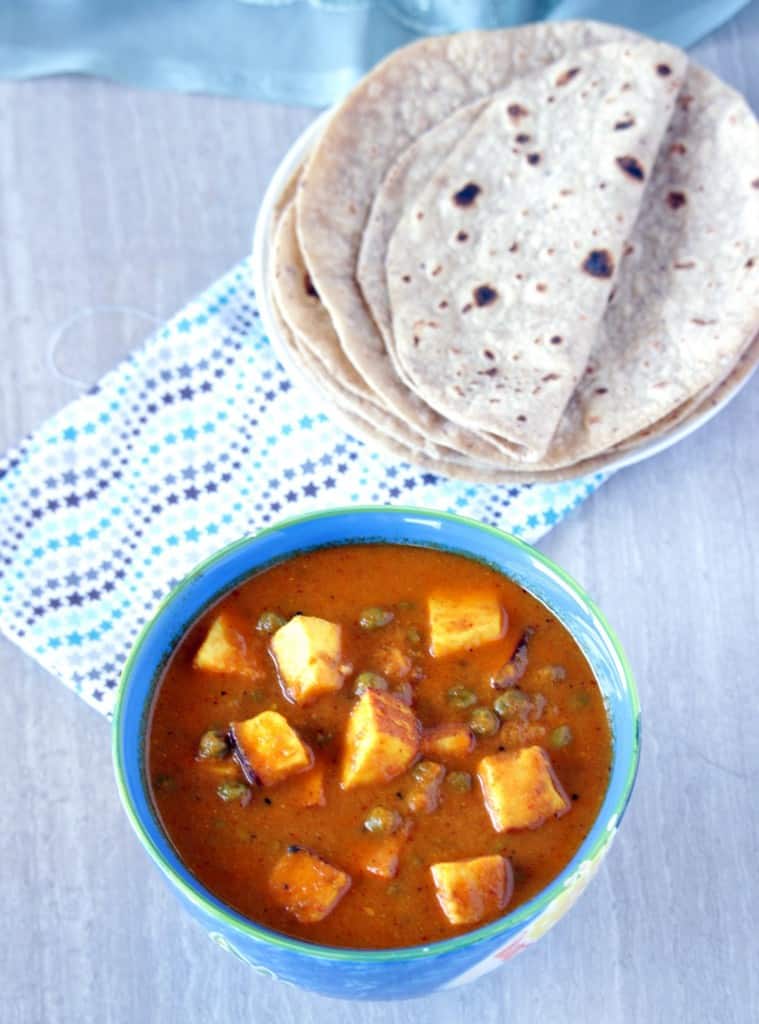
1,9 -> 758,1023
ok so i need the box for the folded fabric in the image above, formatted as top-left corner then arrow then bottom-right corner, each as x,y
0,0 -> 749,106
0,259 -> 605,717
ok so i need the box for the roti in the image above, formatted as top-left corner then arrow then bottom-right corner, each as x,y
294,21 -> 637,452
386,40 -> 685,460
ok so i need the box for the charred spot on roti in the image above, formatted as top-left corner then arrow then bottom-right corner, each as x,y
746,258 -> 755,269
582,250 -> 615,278
691,318 -> 717,325
477,367 -> 499,377
595,387 -> 609,395
402,274 -> 411,283
527,153 -> 542,166
670,142 -> 687,155
752,178 -> 759,189
656,63 -> 672,76
614,118 -> 635,130
456,230 -> 469,243
473,285 -> 498,307
542,373 -> 560,382
452,182 -> 481,206
416,211 -> 425,221
438,300 -> 449,309
516,414 -> 527,423
507,103 -> 529,120
667,191 -> 687,209
509,242 -> 519,253
303,273 -> 319,299
515,133 -> 531,143
550,335 -> 563,345
674,261 -> 695,269
461,302 -> 473,314
616,155 -> 645,181
678,93 -> 695,110
556,67 -> 581,86
536,283 -> 548,293
483,349 -> 495,360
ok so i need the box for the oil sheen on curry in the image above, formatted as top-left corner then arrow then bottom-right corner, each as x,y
148,544 -> 612,949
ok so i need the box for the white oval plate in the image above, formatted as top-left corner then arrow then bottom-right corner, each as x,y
252,113 -> 758,480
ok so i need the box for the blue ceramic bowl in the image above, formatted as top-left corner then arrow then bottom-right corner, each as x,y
112,506 -> 640,1000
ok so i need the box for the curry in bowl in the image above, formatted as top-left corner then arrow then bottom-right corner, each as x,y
147,543 -> 611,949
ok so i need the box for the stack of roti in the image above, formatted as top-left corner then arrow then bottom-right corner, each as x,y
266,21 -> 759,482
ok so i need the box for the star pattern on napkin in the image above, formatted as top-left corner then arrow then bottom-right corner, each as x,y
0,259 -> 604,716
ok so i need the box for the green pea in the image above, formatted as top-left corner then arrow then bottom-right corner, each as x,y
470,707 -> 500,736
406,627 -> 422,646
530,693 -> 547,721
216,781 -> 252,806
447,684 -> 477,709
493,689 -> 530,720
570,690 -> 591,710
197,729 -> 229,760
256,610 -> 286,634
354,671 -> 389,697
446,770 -> 472,792
531,664 -> 566,686
363,806 -> 402,834
411,759 -> 440,784
359,607 -> 395,630
550,724 -> 573,748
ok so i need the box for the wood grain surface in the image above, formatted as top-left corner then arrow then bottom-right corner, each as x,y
1,8 -> 758,1022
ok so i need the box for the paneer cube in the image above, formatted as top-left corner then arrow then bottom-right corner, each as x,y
270,615 -> 346,705
269,847 -> 351,924
421,724 -> 474,761
230,711 -> 313,787
428,591 -> 504,658
341,690 -> 420,790
288,761 -> 327,808
406,760 -> 446,814
193,611 -> 260,678
354,822 -> 412,880
477,746 -> 570,833
431,855 -> 513,926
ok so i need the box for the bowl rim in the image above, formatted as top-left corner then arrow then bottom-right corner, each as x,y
251,112 -> 758,479
112,504 -> 640,963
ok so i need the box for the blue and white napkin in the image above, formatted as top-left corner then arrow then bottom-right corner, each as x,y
0,258 -> 605,717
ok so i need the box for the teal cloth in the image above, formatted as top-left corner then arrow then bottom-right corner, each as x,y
0,0 -> 750,106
